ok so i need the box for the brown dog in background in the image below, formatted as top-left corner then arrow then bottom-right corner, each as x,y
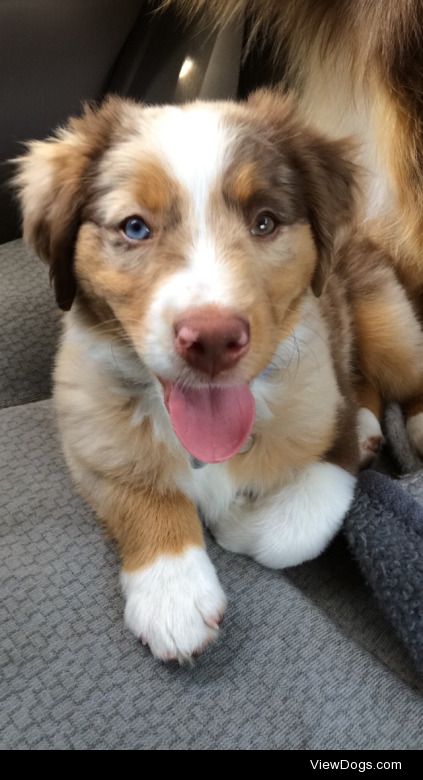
171,0 -> 423,449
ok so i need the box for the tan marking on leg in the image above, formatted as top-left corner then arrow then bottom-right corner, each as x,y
84,475 -> 204,572
355,378 -> 382,420
69,439 -> 206,575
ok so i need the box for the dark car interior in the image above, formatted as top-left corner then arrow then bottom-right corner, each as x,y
0,0 -> 279,244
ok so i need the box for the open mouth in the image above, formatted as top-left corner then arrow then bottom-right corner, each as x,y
164,381 -> 256,464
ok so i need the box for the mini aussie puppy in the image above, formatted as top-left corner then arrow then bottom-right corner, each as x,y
15,92 -> 423,661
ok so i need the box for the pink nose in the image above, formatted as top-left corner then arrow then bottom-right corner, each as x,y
174,309 -> 250,377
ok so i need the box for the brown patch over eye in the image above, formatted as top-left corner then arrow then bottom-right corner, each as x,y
227,162 -> 267,204
132,160 -> 180,214
222,136 -> 308,230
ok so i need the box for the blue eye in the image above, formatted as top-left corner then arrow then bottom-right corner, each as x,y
121,216 -> 151,241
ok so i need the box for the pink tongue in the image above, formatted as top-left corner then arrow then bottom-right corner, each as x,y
167,384 -> 255,463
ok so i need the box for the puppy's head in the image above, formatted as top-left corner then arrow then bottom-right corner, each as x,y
15,91 -> 356,461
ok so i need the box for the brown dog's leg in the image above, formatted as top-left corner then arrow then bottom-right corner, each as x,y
97,483 -> 204,570
348,245 -> 423,462
84,475 -> 226,661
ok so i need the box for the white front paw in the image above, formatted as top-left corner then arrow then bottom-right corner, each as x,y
121,547 -> 227,662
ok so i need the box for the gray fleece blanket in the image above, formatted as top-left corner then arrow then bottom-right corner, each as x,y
346,406 -> 423,671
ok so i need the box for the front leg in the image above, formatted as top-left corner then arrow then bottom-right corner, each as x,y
92,478 -> 226,661
212,462 -> 356,569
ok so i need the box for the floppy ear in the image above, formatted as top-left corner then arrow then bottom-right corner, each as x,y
13,96 -> 132,310
294,132 -> 358,296
248,89 -> 358,296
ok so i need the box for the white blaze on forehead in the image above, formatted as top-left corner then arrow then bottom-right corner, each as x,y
147,104 -> 233,218
141,104 -> 242,375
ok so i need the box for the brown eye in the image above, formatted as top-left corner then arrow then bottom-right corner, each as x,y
250,212 -> 278,237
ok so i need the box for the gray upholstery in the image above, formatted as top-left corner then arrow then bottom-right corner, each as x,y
1,240 -> 422,749
1,400 -> 422,750
0,240 -> 59,408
